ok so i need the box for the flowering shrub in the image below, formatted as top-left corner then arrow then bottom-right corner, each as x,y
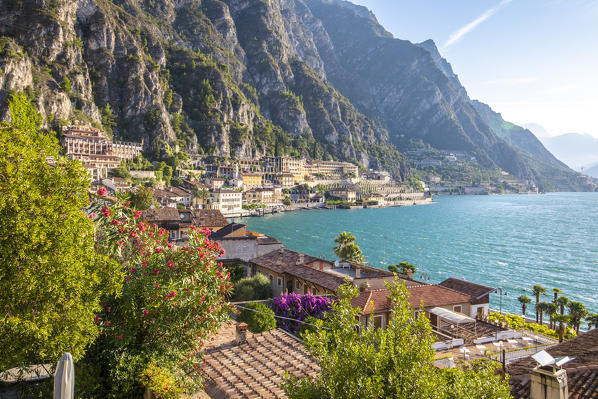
139,364 -> 183,399
82,193 -> 234,397
488,312 -> 576,340
271,293 -> 333,332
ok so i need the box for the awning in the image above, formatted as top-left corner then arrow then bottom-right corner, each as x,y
428,307 -> 475,324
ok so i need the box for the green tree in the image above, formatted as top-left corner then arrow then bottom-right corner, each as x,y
586,313 -> 598,330
556,296 -> 569,315
237,302 -> 277,333
546,302 -> 558,329
518,295 -> 531,316
284,281 -> 511,399
532,285 -> 547,323
0,93 -> 120,370
552,288 -> 562,303
536,302 -> 550,326
233,273 -> 273,301
101,103 -> 117,136
192,186 -> 210,207
567,301 -> 588,334
333,232 -> 364,263
129,186 -> 155,210
553,314 -> 569,343
61,76 -> 72,95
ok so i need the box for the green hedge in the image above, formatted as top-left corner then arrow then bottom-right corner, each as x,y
487,312 -> 576,340
237,302 -> 277,333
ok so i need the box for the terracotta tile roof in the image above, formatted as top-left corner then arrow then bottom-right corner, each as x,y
407,285 -> 470,308
143,207 -> 180,222
438,278 -> 494,300
203,324 -> 319,399
191,209 -> 228,228
508,328 -> 598,398
211,223 -> 248,240
250,249 -> 321,275
250,249 -> 345,291
351,289 -> 392,314
351,285 -> 470,315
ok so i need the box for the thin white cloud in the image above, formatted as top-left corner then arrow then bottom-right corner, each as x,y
443,0 -> 513,50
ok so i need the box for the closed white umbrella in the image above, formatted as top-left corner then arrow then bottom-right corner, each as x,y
53,353 -> 74,399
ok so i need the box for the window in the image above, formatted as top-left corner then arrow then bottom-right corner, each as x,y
373,315 -> 383,329
269,275 -> 273,283
453,305 -> 463,313
295,280 -> 300,289
277,277 -> 282,286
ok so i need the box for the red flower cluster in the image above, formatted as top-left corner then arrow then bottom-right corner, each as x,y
165,291 -> 177,300
97,187 -> 107,196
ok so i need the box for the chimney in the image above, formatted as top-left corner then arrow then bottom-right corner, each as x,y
236,322 -> 248,345
355,266 -> 361,279
298,254 -> 305,265
359,281 -> 370,292
530,367 -> 568,399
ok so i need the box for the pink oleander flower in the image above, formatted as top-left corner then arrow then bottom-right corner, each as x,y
168,260 -> 175,269
117,334 -> 123,340
124,275 -> 131,281
155,283 -> 160,289
101,208 -> 111,217
143,310 -> 149,316
155,247 -> 162,253
107,306 -> 111,313
133,210 -> 142,218
105,321 -> 111,327
130,267 -> 137,273
129,231 -> 138,239
94,314 -> 99,324
153,268 -> 159,275
142,262 -> 147,268
97,187 -> 107,196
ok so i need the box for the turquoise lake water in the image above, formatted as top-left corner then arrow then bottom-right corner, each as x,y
240,192 -> 598,316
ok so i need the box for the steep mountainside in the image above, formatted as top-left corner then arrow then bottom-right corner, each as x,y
0,0 -> 588,189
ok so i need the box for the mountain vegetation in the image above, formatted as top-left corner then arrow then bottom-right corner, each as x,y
0,0 -> 592,189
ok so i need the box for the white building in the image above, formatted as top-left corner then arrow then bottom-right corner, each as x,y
208,189 -> 243,216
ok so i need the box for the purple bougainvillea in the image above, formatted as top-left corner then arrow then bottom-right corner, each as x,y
271,293 -> 333,332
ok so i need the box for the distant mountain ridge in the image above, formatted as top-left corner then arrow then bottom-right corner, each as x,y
539,133 -> 598,170
0,0 -> 591,190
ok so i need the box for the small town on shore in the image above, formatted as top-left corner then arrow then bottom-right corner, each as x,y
64,123 -> 566,221
42,124 -> 595,398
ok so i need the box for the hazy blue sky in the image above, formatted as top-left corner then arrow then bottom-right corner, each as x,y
351,0 -> 598,137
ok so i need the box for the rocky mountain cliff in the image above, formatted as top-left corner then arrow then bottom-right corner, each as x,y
0,0 -> 589,189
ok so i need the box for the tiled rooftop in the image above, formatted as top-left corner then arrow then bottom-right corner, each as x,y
203,323 -> 319,399
351,285 -> 470,315
250,249 -> 346,291
438,278 -> 494,300
508,328 -> 598,398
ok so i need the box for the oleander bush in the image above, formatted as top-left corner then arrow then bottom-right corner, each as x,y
487,312 -> 576,340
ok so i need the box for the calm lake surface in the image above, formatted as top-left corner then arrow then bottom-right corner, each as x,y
240,192 -> 598,316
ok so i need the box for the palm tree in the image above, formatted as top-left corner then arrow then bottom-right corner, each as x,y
552,288 -> 562,303
586,313 -> 598,330
546,303 -> 558,329
556,296 -> 569,315
192,186 -> 210,207
518,295 -> 531,316
334,232 -> 364,263
532,285 -> 547,323
553,314 -> 569,343
536,302 -> 550,326
567,301 -> 588,334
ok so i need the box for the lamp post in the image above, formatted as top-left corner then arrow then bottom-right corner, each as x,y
494,287 -> 508,341
496,287 -> 508,315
